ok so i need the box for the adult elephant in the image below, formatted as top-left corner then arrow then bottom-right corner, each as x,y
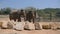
9,10 -> 19,22
9,9 -> 25,22
25,11 -> 36,23
18,9 -> 25,22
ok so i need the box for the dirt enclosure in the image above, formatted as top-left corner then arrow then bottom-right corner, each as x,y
0,29 -> 60,34
0,15 -> 60,34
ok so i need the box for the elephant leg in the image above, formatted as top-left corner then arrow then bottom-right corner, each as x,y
28,18 -> 31,22
33,18 -> 35,23
24,17 -> 26,21
33,18 -> 34,23
9,16 -> 12,21
18,19 -> 21,22
14,19 -> 16,22
9,18 -> 12,21
18,17 -> 21,22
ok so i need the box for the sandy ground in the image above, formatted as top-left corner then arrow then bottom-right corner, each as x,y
0,29 -> 60,34
0,15 -> 60,34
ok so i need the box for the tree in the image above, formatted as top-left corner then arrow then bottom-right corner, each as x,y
0,7 -> 11,15
4,7 -> 11,14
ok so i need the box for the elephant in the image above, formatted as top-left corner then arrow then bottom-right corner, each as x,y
18,9 -> 25,22
9,9 -> 25,22
25,11 -> 36,23
9,11 -> 19,22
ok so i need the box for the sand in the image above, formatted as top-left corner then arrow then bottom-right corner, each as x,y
0,29 -> 60,34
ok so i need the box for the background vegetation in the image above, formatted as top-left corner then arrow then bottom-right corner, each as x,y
0,7 -> 60,17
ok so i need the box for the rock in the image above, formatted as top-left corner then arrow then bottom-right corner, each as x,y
13,22 -> 25,31
8,18 -> 25,31
42,24 -> 51,29
7,21 -> 13,29
2,20 -> 15,29
24,21 -> 35,30
34,23 -> 42,30
50,23 -> 58,30
2,21 -> 8,29
57,23 -> 60,29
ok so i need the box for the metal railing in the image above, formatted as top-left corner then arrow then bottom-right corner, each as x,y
35,14 -> 60,22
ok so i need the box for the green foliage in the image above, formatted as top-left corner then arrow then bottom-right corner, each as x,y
37,8 -> 60,18
0,7 -> 11,15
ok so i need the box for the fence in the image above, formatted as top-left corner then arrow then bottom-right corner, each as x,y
35,14 -> 60,22
0,14 -> 60,22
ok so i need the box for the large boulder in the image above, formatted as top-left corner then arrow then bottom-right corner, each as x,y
24,21 -> 35,30
2,21 -> 8,29
50,22 -> 59,30
7,21 -> 14,29
34,23 -> 42,30
41,22 -> 51,29
2,20 -> 15,29
13,22 -> 25,31
57,22 -> 60,29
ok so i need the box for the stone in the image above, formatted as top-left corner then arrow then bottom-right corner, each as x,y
34,23 -> 42,30
42,24 -> 51,29
13,17 -> 25,31
7,21 -> 13,29
2,21 -> 8,29
24,21 -> 35,30
50,23 -> 58,30
13,22 -> 25,31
